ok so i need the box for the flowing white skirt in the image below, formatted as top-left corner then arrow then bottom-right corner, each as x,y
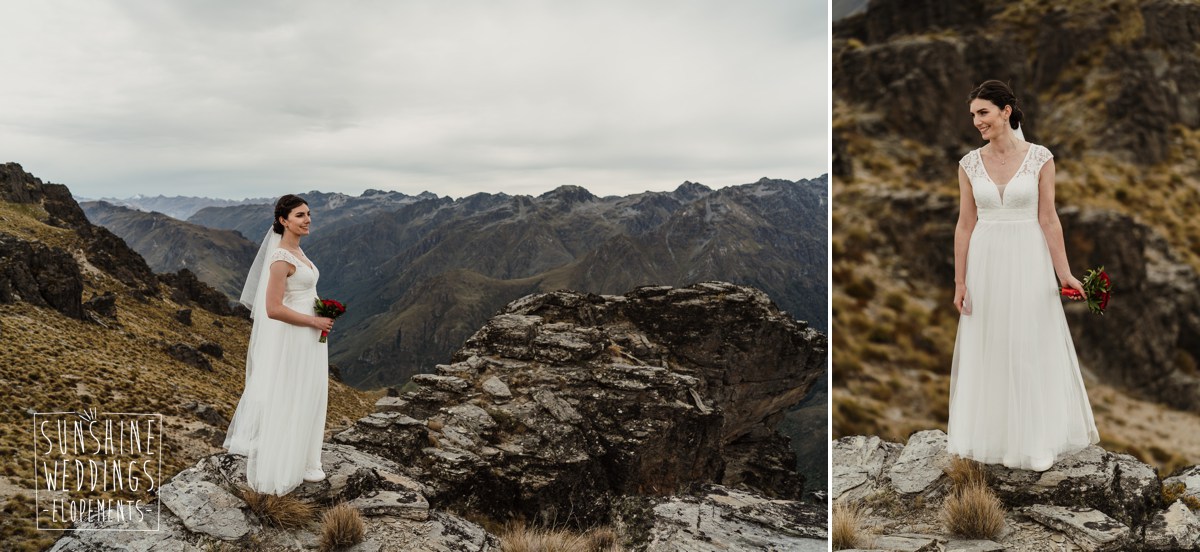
223,293 -> 328,495
947,218 -> 1099,471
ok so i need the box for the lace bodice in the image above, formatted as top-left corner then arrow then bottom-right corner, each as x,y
959,143 -> 1053,215
268,248 -> 319,304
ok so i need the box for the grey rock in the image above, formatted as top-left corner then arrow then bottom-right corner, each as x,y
832,435 -> 904,501
1164,466 -> 1200,503
344,283 -> 822,531
183,402 -> 229,427
988,445 -> 1160,527
481,376 -> 512,402
1143,500 -> 1200,550
886,429 -> 950,495
638,485 -> 826,551
47,504 -> 202,551
870,534 -> 941,551
944,540 -> 1005,552
445,403 -> 498,436
1021,504 -> 1131,552
435,362 -> 476,378
411,374 -> 470,394
374,395 -> 408,413
347,489 -> 430,520
157,461 -> 252,541
532,389 -> 583,423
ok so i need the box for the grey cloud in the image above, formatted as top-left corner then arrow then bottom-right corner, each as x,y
0,0 -> 827,200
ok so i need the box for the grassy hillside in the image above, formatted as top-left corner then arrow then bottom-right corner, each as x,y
0,199 -> 376,550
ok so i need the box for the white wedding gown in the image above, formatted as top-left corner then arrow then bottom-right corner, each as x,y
947,143 -> 1100,471
223,247 -> 328,495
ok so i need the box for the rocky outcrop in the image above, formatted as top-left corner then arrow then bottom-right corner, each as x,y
617,484 -> 827,551
49,443 -> 500,551
51,283 -> 826,550
834,0 -> 1200,167
1,163 -> 159,295
159,268 -> 241,316
334,282 -> 824,528
165,343 -> 213,371
832,431 -> 1200,551
0,233 -> 84,319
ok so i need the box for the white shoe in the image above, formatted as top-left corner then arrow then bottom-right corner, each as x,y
1030,455 -> 1055,472
303,468 -> 326,482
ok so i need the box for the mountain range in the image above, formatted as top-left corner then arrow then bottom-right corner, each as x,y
106,177 -> 829,389
79,175 -> 831,489
78,194 -> 275,221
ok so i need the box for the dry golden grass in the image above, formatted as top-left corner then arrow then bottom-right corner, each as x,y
0,198 -> 378,550
941,480 -> 1006,539
1162,481 -> 1200,511
498,520 -> 624,552
944,456 -> 990,489
239,486 -> 315,530
831,500 -> 871,550
318,502 -> 366,551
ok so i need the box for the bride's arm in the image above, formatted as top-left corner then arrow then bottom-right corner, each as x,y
1036,159 -> 1085,295
264,261 -> 334,330
953,166 -> 977,314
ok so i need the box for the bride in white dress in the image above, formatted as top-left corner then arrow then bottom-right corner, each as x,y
947,80 -> 1100,472
223,195 -> 335,494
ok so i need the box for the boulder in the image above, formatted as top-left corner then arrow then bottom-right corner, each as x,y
1143,500 -> 1200,550
165,343 -> 212,371
157,460 -> 253,541
336,283 -> 824,527
626,485 -> 826,552
887,429 -> 951,495
1020,504 -> 1131,552
49,443 -> 503,551
832,435 -> 904,501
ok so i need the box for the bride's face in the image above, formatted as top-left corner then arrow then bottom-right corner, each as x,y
279,205 -> 311,237
969,98 -> 1010,142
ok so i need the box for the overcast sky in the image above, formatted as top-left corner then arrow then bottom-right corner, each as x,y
1,1 -> 827,200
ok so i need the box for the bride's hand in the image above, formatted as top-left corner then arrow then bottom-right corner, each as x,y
953,284 -> 971,315
311,316 -> 334,332
1062,275 -> 1086,300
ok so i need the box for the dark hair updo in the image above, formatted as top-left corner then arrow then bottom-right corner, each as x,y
968,79 -> 1023,130
272,194 -> 308,235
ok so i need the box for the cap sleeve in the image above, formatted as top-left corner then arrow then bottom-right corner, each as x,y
958,149 -> 983,184
268,248 -> 297,268
1030,144 -> 1054,173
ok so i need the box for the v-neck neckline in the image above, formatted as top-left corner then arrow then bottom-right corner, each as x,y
281,247 -> 314,272
978,144 -> 1033,204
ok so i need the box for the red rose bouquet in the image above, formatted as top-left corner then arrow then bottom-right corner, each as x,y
1061,266 -> 1111,315
314,298 -> 346,343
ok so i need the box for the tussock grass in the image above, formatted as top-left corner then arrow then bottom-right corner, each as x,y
944,456 -> 990,489
499,520 -> 623,552
318,502 -> 366,551
940,461 -> 1006,539
831,500 -> 871,550
240,486 -> 315,529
